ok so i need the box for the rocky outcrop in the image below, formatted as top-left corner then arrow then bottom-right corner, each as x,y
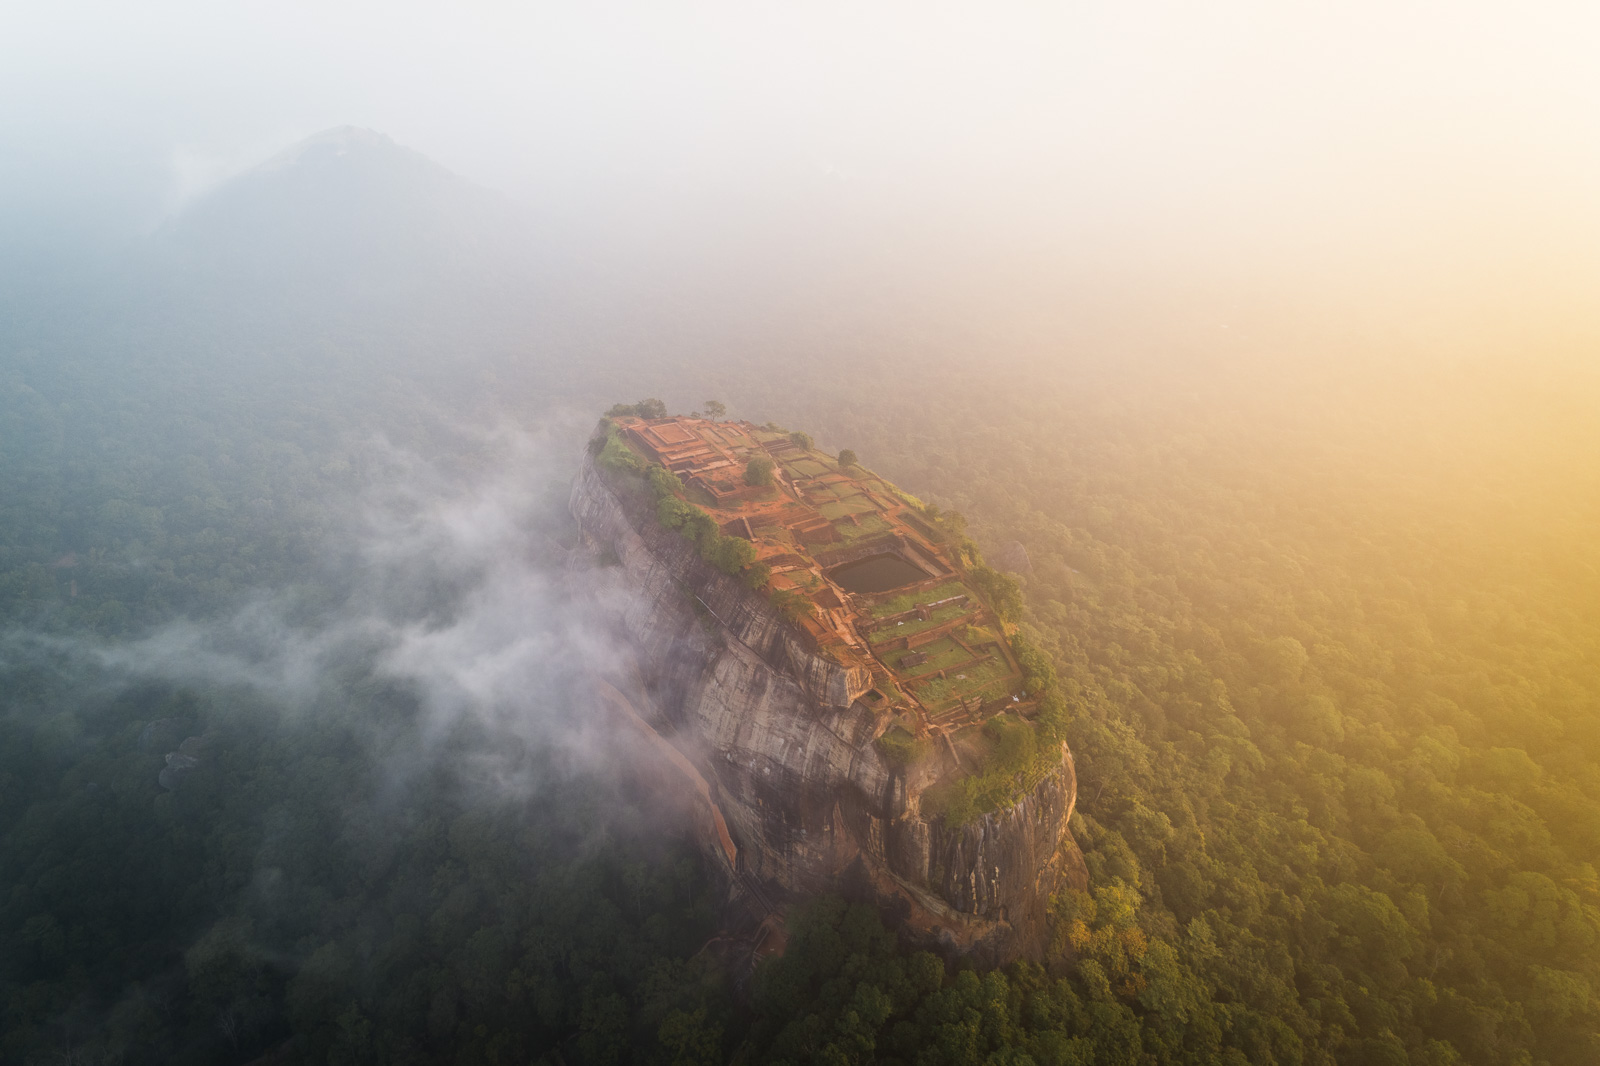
570,456 -> 1085,962
157,734 -> 212,791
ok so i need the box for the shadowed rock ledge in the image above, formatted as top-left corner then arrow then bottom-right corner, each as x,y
570,454 -> 1087,963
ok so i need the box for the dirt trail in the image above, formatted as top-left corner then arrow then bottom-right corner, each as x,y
594,677 -> 739,869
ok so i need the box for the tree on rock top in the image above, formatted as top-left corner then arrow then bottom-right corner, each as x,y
744,456 -> 775,487
608,399 -> 667,419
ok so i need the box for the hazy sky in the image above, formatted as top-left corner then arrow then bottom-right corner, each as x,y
6,1 -> 1600,366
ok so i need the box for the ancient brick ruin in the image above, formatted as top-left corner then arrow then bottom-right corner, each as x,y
613,415 -> 1031,748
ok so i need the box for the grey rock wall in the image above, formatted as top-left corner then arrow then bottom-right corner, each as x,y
570,455 -> 1086,961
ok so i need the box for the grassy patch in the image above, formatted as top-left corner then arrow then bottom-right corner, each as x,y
836,514 -> 892,542
875,725 -> 931,768
785,459 -> 830,478
760,527 -> 797,551
819,495 -> 879,520
956,656 -> 1013,684
916,661 -> 1017,712
683,483 -> 720,509
899,511 -> 944,543
961,623 -> 1002,645
866,602 -> 971,645
868,580 -> 968,618
956,672 -> 1020,705
595,422 -> 646,475
777,570 -> 821,593
883,638 -> 964,676
913,675 -> 959,707
807,483 -> 850,499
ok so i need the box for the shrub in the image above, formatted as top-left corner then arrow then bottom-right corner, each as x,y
656,495 -> 703,535
770,589 -> 815,622
1011,631 -> 1059,694
983,714 -> 1038,776
970,563 -> 1023,625
607,398 -> 667,419
744,456 -> 775,487
595,422 -> 644,475
932,507 -> 968,540
1035,689 -> 1069,744
876,726 -> 930,768
646,465 -> 684,499
704,533 -> 757,576
640,460 -> 764,581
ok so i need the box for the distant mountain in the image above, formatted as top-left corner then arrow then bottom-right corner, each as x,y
12,125 -> 687,406
146,127 -> 539,312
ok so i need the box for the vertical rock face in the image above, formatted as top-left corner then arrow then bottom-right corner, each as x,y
571,457 -> 1086,962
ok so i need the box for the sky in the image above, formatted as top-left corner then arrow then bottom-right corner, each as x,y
5,1 -> 1600,371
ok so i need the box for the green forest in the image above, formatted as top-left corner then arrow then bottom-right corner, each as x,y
738,367 -> 1600,1066
2,318 -> 1597,1066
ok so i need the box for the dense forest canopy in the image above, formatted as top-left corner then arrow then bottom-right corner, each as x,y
2,128 -> 1598,1065
738,369 -> 1600,1065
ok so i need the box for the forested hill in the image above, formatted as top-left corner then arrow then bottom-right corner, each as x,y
147,126 -> 542,311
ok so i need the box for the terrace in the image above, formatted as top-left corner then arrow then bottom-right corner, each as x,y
608,414 -> 1029,740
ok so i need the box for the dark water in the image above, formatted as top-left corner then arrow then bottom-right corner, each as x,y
828,553 -> 927,594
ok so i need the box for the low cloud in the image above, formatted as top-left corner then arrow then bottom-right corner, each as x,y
1,414 -> 640,795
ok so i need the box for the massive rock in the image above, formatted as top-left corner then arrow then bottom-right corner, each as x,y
570,455 -> 1086,962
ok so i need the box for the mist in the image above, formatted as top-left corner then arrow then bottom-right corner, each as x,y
0,412 -> 650,794
0,410 -> 723,1061
7,2 -> 1600,386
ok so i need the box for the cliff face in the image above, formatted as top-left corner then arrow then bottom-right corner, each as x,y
571,456 -> 1086,962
